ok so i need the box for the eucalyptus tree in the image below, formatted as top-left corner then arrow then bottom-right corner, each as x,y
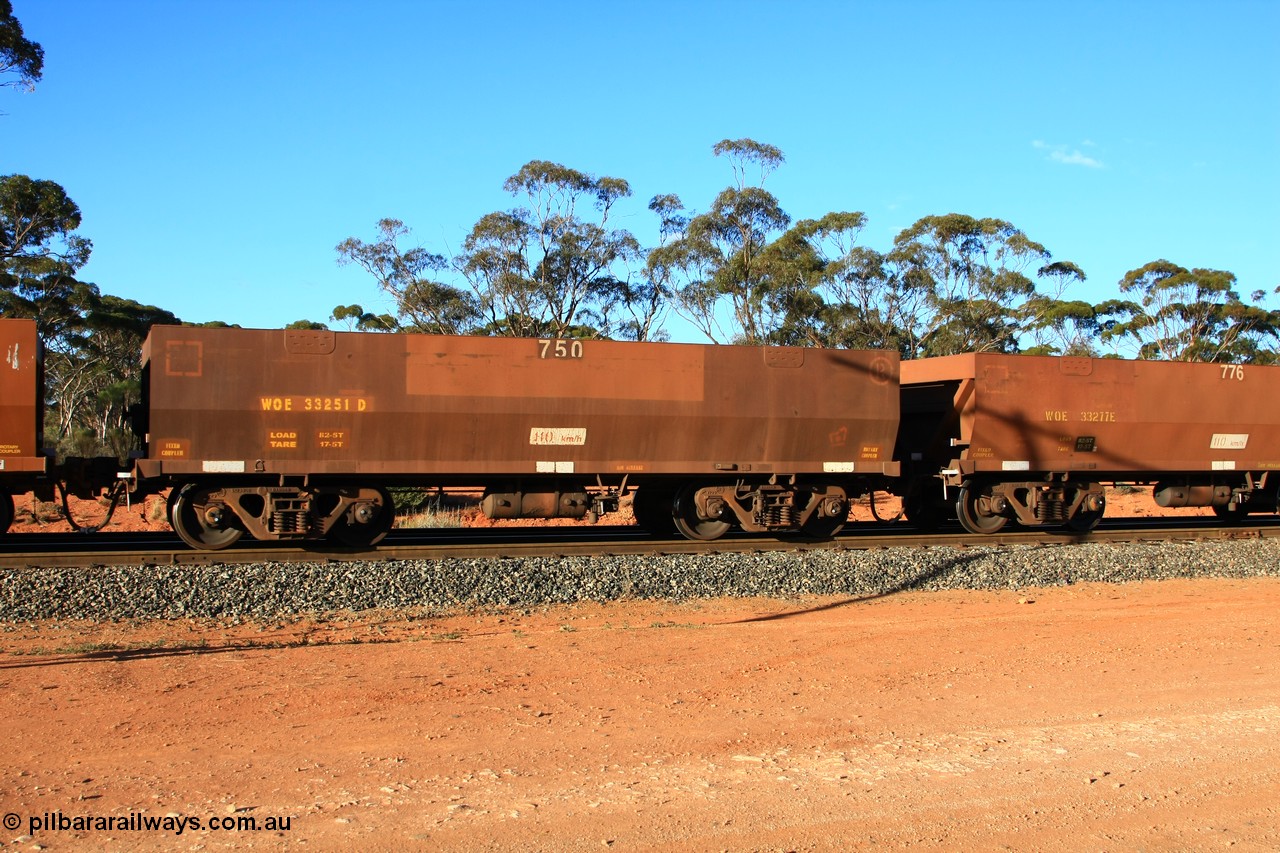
74,297 -> 179,458
455,160 -> 641,339
650,139 -> 794,344
0,174 -> 95,346
1098,260 -> 1278,362
329,303 -> 398,332
594,193 -> 683,343
751,211 -> 933,354
887,213 -> 1087,357
0,0 -> 43,93
1019,292 -> 1100,356
335,218 -> 478,335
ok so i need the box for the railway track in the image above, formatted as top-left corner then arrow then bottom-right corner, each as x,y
2,517 -> 1277,570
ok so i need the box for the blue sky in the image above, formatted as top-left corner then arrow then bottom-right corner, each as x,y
4,0 -> 1278,340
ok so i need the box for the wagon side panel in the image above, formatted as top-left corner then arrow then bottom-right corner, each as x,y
902,353 -> 1280,476
142,327 -> 901,480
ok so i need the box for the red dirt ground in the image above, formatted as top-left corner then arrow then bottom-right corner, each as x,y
6,488 -> 1266,850
1,579 -> 1278,850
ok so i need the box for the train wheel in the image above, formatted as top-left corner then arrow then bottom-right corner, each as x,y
170,483 -> 244,550
0,493 -> 12,536
1065,487 -> 1106,532
672,485 -> 731,541
956,484 -> 1008,535
328,487 -> 395,546
1066,507 -> 1104,532
632,488 -> 677,537
799,512 -> 845,540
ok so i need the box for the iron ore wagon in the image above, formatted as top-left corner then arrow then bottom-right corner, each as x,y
134,326 -> 901,549
898,353 -> 1280,534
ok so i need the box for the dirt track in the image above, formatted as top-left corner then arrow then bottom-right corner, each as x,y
2,576 -> 1279,851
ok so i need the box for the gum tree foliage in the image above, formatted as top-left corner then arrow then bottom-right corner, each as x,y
1018,293 -> 1101,357
455,160 -> 641,339
886,213 -> 1087,357
649,139 -> 793,344
0,0 -> 43,93
334,218 -> 478,335
1097,260 -> 1280,363
0,174 -> 95,346
598,193 -> 680,343
45,296 -> 179,460
640,193 -> 690,341
329,303 -> 397,332
752,211 -> 927,352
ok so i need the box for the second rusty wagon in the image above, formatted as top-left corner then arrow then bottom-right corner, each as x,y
898,353 -> 1280,533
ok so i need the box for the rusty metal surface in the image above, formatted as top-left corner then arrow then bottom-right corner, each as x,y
140,327 -> 901,481
0,319 -> 47,477
900,354 -> 1280,476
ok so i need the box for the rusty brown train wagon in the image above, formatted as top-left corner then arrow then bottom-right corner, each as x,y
134,326 -> 900,549
1,318 -> 48,536
899,353 -> 1280,534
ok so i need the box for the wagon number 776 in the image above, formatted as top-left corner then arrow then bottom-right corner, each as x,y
1220,365 -> 1245,381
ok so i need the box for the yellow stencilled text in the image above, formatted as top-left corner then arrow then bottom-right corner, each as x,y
159,440 -> 188,458
259,396 -> 369,413
318,430 -> 346,449
269,430 -> 297,449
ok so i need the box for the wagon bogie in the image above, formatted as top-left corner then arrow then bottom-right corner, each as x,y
168,480 -> 394,549
955,478 -> 1106,533
667,479 -> 855,540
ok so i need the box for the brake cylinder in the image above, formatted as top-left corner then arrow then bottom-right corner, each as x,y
1152,482 -> 1232,508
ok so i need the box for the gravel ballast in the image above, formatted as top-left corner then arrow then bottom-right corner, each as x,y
3,539 -> 1280,621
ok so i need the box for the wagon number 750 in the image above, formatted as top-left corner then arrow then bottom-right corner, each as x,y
1220,365 -> 1245,381
538,339 -> 584,359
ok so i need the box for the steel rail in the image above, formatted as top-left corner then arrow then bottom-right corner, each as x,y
2,518 -> 1278,570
